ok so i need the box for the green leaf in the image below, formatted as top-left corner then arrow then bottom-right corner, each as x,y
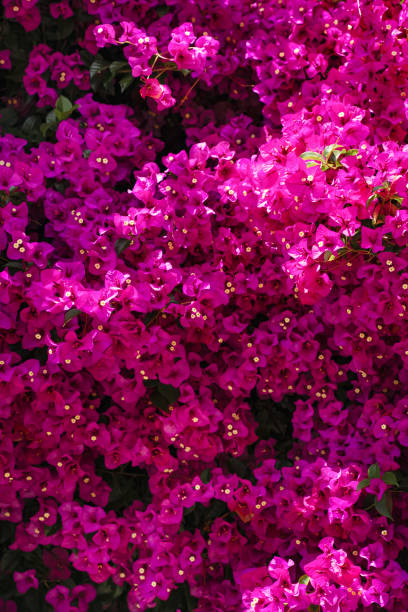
375,492 -> 393,520
143,379 -> 157,389
103,73 -> 116,95
200,468 -> 211,484
300,151 -> 323,162
56,95 -> 73,114
368,463 -> 381,479
115,238 -> 131,255
306,161 -> 319,168
342,148 -> 359,157
372,181 -> 390,193
4,261 -> 24,270
109,61 -> 129,75
156,5 -> 171,16
150,389 -> 170,412
40,114 -> 59,138
90,56 -> 110,80
299,574 -> 310,585
330,149 -> 343,161
63,308 -> 82,326
46,110 -> 57,124
357,478 -> 371,491
112,584 -> 124,599
382,471 -> 398,486
97,580 -> 115,596
50,328 -> 63,344
40,123 -> 49,138
80,49 -> 94,66
143,310 -> 159,326
44,516 -> 62,536
323,144 -> 338,159
323,250 -> 336,262
226,456 -> 254,481
55,96 -> 77,122
21,115 -> 40,135
366,194 -> 377,208
56,109 -> 76,122
149,381 -> 180,412
391,196 -> 403,207
157,382 -> 180,404
119,75 -> 134,93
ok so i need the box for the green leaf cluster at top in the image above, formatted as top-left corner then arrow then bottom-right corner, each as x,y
301,143 -> 358,171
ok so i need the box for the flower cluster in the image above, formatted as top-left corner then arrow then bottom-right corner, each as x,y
23,45 -> 90,108
3,0 -> 41,31
1,0 -> 408,610
93,20 -> 219,110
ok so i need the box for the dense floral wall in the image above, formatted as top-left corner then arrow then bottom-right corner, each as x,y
1,0 -> 408,610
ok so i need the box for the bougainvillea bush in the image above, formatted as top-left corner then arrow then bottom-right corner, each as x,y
1,0 -> 408,610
